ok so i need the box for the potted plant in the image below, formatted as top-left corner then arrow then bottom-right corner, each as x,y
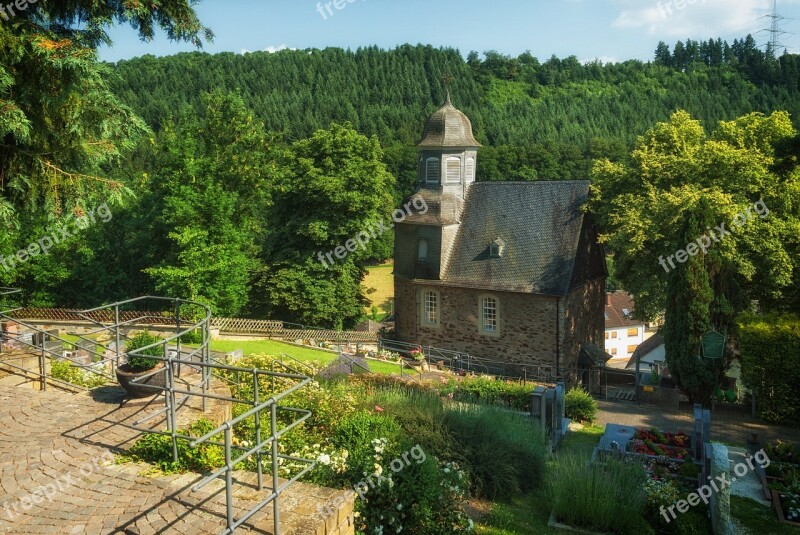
115,331 -> 166,398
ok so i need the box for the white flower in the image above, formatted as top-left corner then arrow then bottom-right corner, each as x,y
374,463 -> 383,476
318,454 -> 331,465
396,503 -> 403,511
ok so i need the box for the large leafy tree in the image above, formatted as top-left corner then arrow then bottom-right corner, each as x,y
257,123 -> 395,328
590,110 -> 800,401
144,92 -> 269,315
0,1 -> 210,289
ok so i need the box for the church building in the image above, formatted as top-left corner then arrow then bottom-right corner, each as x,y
392,94 -> 607,382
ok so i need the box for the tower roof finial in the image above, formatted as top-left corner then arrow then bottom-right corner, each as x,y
442,71 -> 454,105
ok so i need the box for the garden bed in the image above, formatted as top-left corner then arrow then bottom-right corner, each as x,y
772,490 -> 800,526
761,440 -> 800,524
626,427 -> 692,461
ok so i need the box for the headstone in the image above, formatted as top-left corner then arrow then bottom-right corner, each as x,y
703,409 -> 712,445
693,404 -> 704,460
710,443 -> 734,534
530,386 -> 548,443
703,442 -> 713,489
18,332 -> 33,346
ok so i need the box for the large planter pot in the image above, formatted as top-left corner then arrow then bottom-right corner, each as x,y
116,363 -> 166,398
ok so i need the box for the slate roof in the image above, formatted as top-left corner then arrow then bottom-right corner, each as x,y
579,343 -> 614,369
625,333 -> 665,369
417,93 -> 481,149
439,181 -> 591,296
401,188 -> 464,225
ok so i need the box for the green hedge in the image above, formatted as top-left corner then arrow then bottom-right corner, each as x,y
737,313 -> 800,425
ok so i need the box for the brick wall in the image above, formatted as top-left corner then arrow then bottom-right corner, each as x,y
395,277 -> 605,380
560,278 -> 606,384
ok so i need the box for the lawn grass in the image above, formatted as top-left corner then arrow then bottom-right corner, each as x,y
206,338 -> 403,375
475,425 -> 606,534
362,262 -> 394,313
731,495 -> 796,534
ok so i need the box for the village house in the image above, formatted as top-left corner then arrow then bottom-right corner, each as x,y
604,291 -> 646,361
392,94 -> 607,382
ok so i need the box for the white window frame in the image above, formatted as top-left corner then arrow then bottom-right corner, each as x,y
425,158 -> 440,184
445,156 -> 462,184
479,295 -> 499,335
421,290 -> 439,326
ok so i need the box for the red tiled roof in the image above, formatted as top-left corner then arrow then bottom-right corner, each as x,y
604,292 -> 642,329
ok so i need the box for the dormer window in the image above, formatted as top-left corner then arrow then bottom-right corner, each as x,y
418,239 -> 429,261
446,157 -> 461,184
489,237 -> 506,258
425,158 -> 440,184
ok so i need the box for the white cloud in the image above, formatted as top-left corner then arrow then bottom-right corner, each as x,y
581,55 -> 620,64
611,0 -> 772,38
240,44 -> 296,55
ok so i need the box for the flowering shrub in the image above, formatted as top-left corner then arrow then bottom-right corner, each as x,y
644,477 -> 682,527
630,439 -> 690,460
766,440 -> 800,464
376,349 -> 402,362
780,493 -> 800,523
644,457 -> 680,481
633,427 -> 691,448
408,349 -> 425,362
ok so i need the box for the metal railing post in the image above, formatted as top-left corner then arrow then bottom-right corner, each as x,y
271,402 -> 281,535
202,320 -> 208,413
254,372 -> 264,491
175,300 -> 182,378
166,340 -> 178,463
224,426 -> 235,534
114,304 -> 121,372
40,345 -> 47,391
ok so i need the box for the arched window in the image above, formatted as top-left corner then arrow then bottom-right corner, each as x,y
446,157 -> 462,184
480,296 -> 498,334
425,158 -> 440,184
466,158 -> 475,182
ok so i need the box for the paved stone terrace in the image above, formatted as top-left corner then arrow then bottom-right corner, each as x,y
0,384 -> 348,535
596,400 -> 800,446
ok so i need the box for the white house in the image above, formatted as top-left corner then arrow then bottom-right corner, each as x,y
604,292 -> 645,361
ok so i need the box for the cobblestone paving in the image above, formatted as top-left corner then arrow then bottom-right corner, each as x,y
0,385 -> 340,535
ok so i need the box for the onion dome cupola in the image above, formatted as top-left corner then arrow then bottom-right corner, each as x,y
416,92 -> 480,195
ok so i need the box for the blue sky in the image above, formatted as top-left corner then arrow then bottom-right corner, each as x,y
100,0 -> 800,63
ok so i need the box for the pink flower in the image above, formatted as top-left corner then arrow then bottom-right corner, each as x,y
374,405 -> 384,413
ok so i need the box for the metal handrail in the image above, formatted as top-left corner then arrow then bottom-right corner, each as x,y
0,358 -> 90,392
337,352 -> 372,374
0,319 -> 116,386
123,350 -> 313,535
1,291 -> 318,534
